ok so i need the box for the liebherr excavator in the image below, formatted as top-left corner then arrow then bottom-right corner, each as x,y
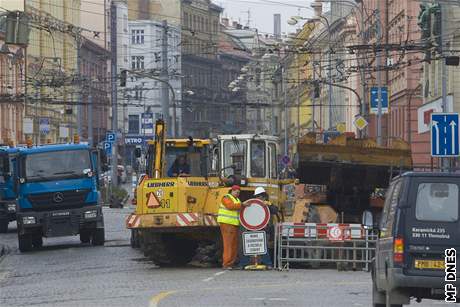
127,120 -> 290,265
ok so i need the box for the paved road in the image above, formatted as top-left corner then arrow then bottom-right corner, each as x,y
0,206 -> 451,307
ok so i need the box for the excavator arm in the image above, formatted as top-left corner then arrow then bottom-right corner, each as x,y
153,119 -> 166,179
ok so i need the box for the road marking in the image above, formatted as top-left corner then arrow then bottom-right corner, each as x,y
149,291 -> 177,307
269,298 -> 288,301
0,271 -> 9,283
150,280 -> 367,304
202,270 -> 226,282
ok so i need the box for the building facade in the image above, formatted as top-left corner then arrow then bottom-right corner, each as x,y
181,0 -> 222,138
80,37 -> 110,146
25,0 -> 80,144
0,35 -> 25,145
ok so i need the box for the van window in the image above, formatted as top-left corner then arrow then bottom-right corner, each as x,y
380,180 -> 402,237
415,182 -> 459,222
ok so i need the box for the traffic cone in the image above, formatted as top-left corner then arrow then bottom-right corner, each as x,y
146,192 -> 160,209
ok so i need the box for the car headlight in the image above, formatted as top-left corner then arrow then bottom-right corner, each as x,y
84,210 -> 97,219
7,204 -> 16,212
22,216 -> 36,225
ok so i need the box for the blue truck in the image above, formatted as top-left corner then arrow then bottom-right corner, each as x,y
0,147 -> 18,233
13,143 -> 104,252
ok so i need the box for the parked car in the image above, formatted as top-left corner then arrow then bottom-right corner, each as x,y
371,172 -> 460,306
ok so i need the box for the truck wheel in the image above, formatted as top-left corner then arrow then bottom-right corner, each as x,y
32,235 -> 43,249
18,234 -> 33,252
91,228 -> 105,246
144,234 -> 197,266
80,230 -> 91,244
0,219 -> 8,233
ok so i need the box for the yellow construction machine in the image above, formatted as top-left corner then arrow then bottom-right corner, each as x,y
127,120 -> 291,265
291,133 -> 413,225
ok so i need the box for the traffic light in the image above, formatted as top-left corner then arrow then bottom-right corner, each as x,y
120,70 -> 127,87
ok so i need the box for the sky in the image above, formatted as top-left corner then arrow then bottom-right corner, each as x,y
215,0 -> 319,36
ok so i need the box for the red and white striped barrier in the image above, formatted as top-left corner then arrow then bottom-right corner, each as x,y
281,223 -> 364,241
176,213 -> 200,226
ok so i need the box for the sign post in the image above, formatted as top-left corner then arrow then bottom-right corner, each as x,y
239,198 -> 271,270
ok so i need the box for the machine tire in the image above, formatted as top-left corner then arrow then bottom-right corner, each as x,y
145,234 -> 197,266
130,229 -> 140,248
0,219 -> 8,233
18,233 -> 33,252
32,234 -> 43,249
80,230 -> 91,244
91,228 -> 105,246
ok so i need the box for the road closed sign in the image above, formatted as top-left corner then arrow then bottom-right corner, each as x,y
239,198 -> 270,231
242,231 -> 267,256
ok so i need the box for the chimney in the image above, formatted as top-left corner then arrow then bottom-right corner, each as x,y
221,17 -> 229,27
311,0 -> 322,17
274,14 -> 281,39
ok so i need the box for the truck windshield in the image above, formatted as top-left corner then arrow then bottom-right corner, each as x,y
223,140 -> 247,177
165,147 -> 205,177
25,150 -> 91,181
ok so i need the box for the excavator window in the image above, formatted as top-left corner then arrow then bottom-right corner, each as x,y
251,141 -> 266,178
222,140 -> 247,177
165,147 -> 206,177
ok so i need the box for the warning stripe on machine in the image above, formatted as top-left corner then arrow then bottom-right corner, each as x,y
176,213 -> 200,226
204,214 -> 218,226
126,214 -> 141,228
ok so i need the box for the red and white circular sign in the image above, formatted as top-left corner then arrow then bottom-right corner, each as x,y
327,226 -> 343,241
239,198 -> 270,231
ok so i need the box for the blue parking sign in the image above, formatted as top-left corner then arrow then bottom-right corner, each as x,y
106,132 -> 116,143
431,113 -> 460,157
103,141 -> 113,156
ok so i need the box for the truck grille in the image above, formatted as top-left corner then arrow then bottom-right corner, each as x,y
27,190 -> 90,211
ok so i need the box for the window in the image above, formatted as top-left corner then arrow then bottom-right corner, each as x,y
380,180 -> 402,237
223,140 -> 247,177
131,29 -> 144,45
251,141 -> 266,178
134,89 -> 143,100
131,56 -> 144,70
128,115 -> 140,134
416,182 -> 459,222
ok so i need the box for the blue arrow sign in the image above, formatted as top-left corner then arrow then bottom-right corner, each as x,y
370,87 -> 389,114
431,113 -> 460,157
106,131 -> 116,143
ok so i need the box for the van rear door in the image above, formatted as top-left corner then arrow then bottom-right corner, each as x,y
405,176 -> 460,277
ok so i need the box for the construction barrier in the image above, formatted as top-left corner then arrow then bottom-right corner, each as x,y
274,222 -> 378,271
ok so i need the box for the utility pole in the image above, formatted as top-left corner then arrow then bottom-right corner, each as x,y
88,87 -> 93,147
160,20 -> 171,136
376,9 -> 383,146
110,2 -> 118,186
328,48 -> 333,130
440,2 -> 448,170
283,66 -> 288,156
77,34 -> 82,138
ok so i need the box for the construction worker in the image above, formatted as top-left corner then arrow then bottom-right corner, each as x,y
237,187 -> 278,269
218,185 -> 245,269
167,154 -> 190,177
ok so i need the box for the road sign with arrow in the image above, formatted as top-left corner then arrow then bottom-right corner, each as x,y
431,113 -> 460,157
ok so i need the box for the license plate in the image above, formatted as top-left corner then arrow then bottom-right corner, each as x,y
52,211 -> 70,217
414,259 -> 445,270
